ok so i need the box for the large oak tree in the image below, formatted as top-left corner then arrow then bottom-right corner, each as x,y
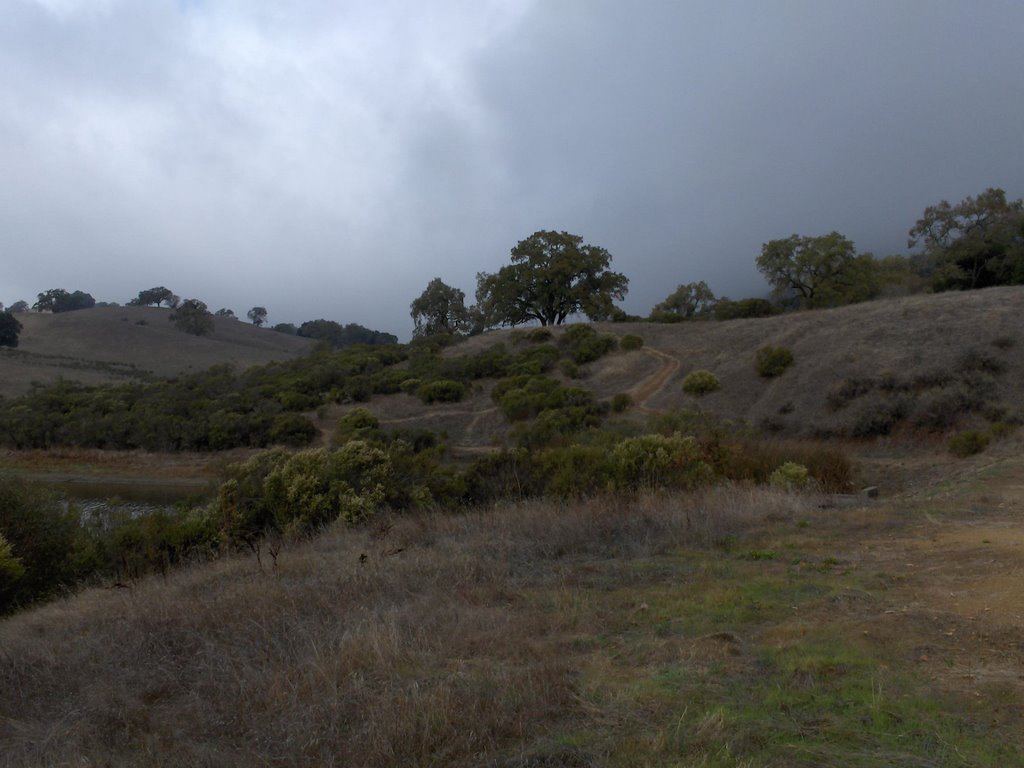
476,230 -> 628,327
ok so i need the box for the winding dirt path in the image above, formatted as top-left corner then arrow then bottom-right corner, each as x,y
628,347 -> 680,412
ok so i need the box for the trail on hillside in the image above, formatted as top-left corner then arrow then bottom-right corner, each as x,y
628,347 -> 680,412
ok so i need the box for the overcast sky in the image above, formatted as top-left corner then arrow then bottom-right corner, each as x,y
3,0 -> 1023,338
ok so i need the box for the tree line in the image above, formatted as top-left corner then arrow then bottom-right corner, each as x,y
409,187 -> 1024,336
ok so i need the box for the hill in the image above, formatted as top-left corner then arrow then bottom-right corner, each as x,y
0,306 -> 313,398
346,286 -> 1024,450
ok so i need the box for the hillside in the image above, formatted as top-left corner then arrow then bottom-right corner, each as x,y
345,286 -> 1024,450
0,306 -> 313,398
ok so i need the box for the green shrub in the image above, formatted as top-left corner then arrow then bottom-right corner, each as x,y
619,334 -> 644,351
399,378 -> 422,395
417,379 -> 467,404
526,328 -> 553,343
334,407 -> 381,445
682,370 -> 720,396
559,359 -> 581,379
268,413 -> 318,446
508,344 -> 561,376
0,532 -> 25,594
0,477 -> 84,611
755,345 -> 794,378
537,445 -> 614,498
848,396 -> 913,437
948,430 -> 990,458
611,393 -> 633,413
559,324 -> 618,364
769,461 -> 809,490
611,433 -> 713,490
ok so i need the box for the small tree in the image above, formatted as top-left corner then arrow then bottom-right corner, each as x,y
215,308 -> 236,318
8,301 -> 29,313
129,286 -> 178,308
0,311 -> 22,348
169,299 -> 214,336
247,306 -> 268,327
410,278 -> 470,337
650,281 -> 717,321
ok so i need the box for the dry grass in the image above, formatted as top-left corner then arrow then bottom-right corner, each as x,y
1,306 -> 312,398
0,487 -> 799,767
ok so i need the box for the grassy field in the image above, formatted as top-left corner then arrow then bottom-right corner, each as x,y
2,438 -> 1022,766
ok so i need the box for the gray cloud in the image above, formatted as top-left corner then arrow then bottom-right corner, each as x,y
3,0 -> 1023,336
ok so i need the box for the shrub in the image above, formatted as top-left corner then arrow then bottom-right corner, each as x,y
537,445 -> 614,498
611,393 -> 633,413
619,334 -> 644,351
948,430 -> 990,458
682,370 -> 720,396
755,345 -> 794,378
0,477 -> 83,611
769,462 -> 809,490
559,360 -> 581,379
268,413 -> 318,446
611,433 -> 713,490
956,349 -> 1006,375
526,328 -> 553,343
991,335 -> 1015,350
826,377 -> 876,410
417,379 -> 467,404
334,407 -> 381,445
559,324 -> 618,364
848,396 -> 913,437
399,378 -> 422,395
508,344 -> 561,376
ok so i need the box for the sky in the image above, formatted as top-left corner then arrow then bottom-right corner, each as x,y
3,0 -> 1023,339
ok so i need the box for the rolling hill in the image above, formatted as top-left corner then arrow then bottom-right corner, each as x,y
0,305 -> 313,398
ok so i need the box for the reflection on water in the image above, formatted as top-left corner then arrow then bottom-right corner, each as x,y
48,477 -> 213,522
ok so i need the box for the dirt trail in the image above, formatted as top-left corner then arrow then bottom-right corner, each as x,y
628,347 -> 680,411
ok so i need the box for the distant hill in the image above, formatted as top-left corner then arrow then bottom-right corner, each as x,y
0,306 -> 313,397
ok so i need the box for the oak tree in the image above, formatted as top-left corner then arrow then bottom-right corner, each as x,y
476,230 -> 628,327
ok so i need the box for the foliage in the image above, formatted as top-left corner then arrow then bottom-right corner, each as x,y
475,230 -> 628,327
611,433 -> 713,490
272,322 -> 298,335
214,308 -> 236,318
417,379 -> 467,404
169,298 -> 214,336
8,300 -> 29,313
650,281 -> 716,321
682,370 -> 721,396
0,532 -> 25,594
0,477 -> 84,611
247,306 -> 268,327
334,408 -> 382,445
769,461 -> 809,490
33,288 -> 96,313
0,311 -> 22,348
128,287 -> 178,308
410,278 -> 471,337
948,430 -> 990,458
712,297 -> 780,320
268,413 -> 317,446
756,232 -> 880,308
908,188 -> 1024,291
611,393 -> 633,412
558,324 -> 618,364
755,345 -> 794,378
619,334 -> 644,351
297,319 -> 398,349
